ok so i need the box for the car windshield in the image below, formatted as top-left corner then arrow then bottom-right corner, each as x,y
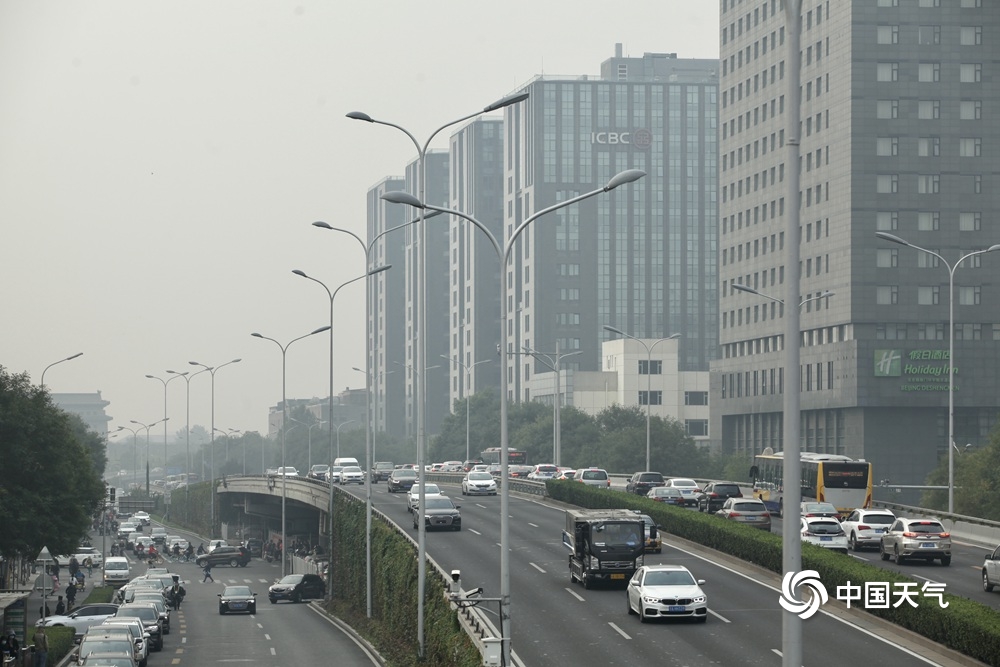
909,522 -> 946,533
311,465 -> 329,472
411,484 -> 441,495
278,575 -> 303,585
733,502 -> 766,511
671,479 -> 698,487
535,466 -> 557,474
106,562 -> 128,570
468,472 -> 493,481
394,470 -> 417,478
581,470 -> 607,480
644,570 -> 696,586
79,638 -> 134,655
223,586 -> 252,596
863,514 -> 895,525
806,520 -> 843,534
424,498 -> 455,509
804,503 -> 837,512
342,466 -> 362,473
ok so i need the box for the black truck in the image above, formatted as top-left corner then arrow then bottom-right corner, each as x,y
562,509 -> 649,589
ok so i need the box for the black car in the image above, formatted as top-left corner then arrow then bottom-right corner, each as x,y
625,471 -> 666,496
195,546 -> 250,568
243,538 -> 263,558
387,468 -> 418,493
268,573 -> 326,603
696,482 -> 743,513
370,461 -> 395,482
219,585 -> 257,614
113,604 -> 163,651
413,496 -> 462,531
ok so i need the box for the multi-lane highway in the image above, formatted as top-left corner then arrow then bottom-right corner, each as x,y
342,480 -> 981,667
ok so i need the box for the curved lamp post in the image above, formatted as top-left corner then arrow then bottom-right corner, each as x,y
334,420 -> 356,460
117,425 -> 140,492
131,418 -> 168,495
40,352 -> 83,389
601,328 -> 680,472
146,372 -> 188,474
520,344 -> 583,468
167,367 -> 210,507
383,166 -> 645,666
440,355 -> 492,464
189,358 -> 242,534
252,326 -> 330,576
875,232 -> 1000,513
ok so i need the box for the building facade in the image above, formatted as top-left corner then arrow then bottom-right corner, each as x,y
711,0 -> 1000,502
51,391 -> 111,437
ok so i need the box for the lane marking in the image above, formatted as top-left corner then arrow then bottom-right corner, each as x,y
565,587 -> 585,602
608,622 -> 631,639
264,634 -> 271,640
270,647 -> 276,656
530,562 -> 546,573
469,529 -> 482,535
257,623 -> 263,629
708,608 -> 731,623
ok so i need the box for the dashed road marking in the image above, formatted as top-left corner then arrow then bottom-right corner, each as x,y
608,622 -> 631,639
565,588 -> 585,602
530,563 -> 545,573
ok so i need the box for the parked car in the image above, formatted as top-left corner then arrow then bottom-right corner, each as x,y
268,573 -> 326,603
307,464 -> 330,481
218,585 -> 257,614
113,604 -> 163,651
75,631 -> 142,664
461,471 -> 498,496
196,546 -> 250,568
625,471 -> 666,496
413,496 -> 462,531
647,486 -> 686,506
801,501 -> 841,519
982,544 -> 1000,592
841,508 -> 896,552
387,468 -> 419,493
407,484 -> 444,513
527,464 -> 559,481
56,546 -> 106,568
98,618 -> 149,667
800,517 -> 848,554
370,461 -> 395,482
626,565 -> 707,623
715,497 -> 771,531
34,603 -> 121,640
338,466 -> 365,484
879,517 -> 951,566
664,478 -> 702,506
574,468 -> 610,488
697,482 -> 743,513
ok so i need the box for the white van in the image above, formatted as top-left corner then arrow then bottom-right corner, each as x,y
103,556 -> 131,587
333,457 -> 359,468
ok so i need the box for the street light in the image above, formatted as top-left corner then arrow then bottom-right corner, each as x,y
290,417 -> 328,470
440,355 -> 492,464
875,232 -> 1000,513
167,367 -> 210,506
131,418 -> 168,495
601,328 -> 680,472
383,166 -> 645,667
334,420 -> 356,460
117,425 -> 140,492
189,358 -> 242,534
349,92 -> 529,656
252,326 -> 330,576
40,352 -> 83,388
146,372 -> 188,473
519,344 -> 583,467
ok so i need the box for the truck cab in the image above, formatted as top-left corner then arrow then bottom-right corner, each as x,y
562,509 -> 649,589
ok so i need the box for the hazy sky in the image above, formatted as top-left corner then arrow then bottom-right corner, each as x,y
0,1 -> 719,437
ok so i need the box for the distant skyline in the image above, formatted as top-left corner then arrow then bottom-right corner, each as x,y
0,1 -> 719,436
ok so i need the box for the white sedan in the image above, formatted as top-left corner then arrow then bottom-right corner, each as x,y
339,466 -> 365,485
407,484 -> 443,513
800,517 -> 849,554
462,471 -> 498,496
626,565 -> 707,623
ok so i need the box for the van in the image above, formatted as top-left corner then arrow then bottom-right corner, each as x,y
103,556 -> 131,587
333,457 -> 359,468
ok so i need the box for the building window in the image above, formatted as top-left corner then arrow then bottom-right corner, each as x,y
960,64 -> 982,83
685,420 -> 709,437
917,286 -> 940,305
638,360 -> 663,375
918,63 -> 940,82
876,138 -> 898,156
876,63 -> 898,82
960,27 -> 982,46
639,391 -> 663,406
918,101 -> 940,119
917,211 -> 939,231
876,100 -> 898,119
918,25 -> 940,45
876,248 -> 898,268
876,175 -> 898,193
917,175 -> 940,194
960,101 -> 982,120
876,25 -> 898,45
876,286 -> 898,305
917,137 -> 939,157
959,138 -> 982,157
959,212 -> 981,231
876,211 -> 898,231
684,391 -> 709,406
958,286 -> 981,305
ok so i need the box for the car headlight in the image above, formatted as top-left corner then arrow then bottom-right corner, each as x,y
641,595 -> 662,604
692,595 -> 706,604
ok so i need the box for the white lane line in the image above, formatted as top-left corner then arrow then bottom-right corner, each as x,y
270,647 -> 276,656
181,637 -> 186,644
257,623 -> 263,629
530,562 -> 546,573
565,587 -> 585,602
259,579 -> 269,583
910,574 -> 946,585
708,608 -> 731,623
264,634 -> 271,640
608,622 -> 631,639
469,529 -> 483,535
528,523 -> 539,528
476,504 -> 488,509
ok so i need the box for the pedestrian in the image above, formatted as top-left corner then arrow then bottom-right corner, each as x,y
84,557 -> 93,577
67,556 -> 79,583
168,575 -> 186,609
48,560 -> 60,591
65,582 -> 77,609
32,627 -> 48,667
201,561 -> 214,583
54,596 -> 65,615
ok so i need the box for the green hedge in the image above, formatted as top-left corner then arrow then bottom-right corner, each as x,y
547,480 -> 1000,664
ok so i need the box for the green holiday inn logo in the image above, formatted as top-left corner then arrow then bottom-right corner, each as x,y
874,350 -> 901,377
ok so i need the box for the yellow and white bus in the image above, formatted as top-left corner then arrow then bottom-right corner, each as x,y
750,451 -> 873,517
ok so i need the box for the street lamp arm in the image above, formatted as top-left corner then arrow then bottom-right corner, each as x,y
40,352 -> 84,387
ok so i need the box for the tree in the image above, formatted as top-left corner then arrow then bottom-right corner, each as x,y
921,420 -> 1000,520
0,366 -> 106,559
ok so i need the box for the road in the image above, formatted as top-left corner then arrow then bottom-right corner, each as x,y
344,480 -> 977,667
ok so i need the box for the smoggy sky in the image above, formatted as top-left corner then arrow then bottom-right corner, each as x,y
0,1 -> 718,437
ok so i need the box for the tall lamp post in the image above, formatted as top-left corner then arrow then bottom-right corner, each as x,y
440,355 -> 492,464
875,232 -> 1000,512
40,352 -> 83,388
349,92 -> 528,656
519,343 -> 582,467
383,166 -> 645,667
146,372 -> 187,473
601,328 -> 680,472
117,425 -> 140,492
131,418 -> 168,495
252,326 -> 330,576
334,420 -> 356,460
226,429 -> 245,475
167,367 -> 210,506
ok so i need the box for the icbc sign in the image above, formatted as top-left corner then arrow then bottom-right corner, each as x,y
590,128 -> 652,149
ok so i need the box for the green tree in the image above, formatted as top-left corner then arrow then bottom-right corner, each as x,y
921,419 -> 1000,519
0,366 -> 106,559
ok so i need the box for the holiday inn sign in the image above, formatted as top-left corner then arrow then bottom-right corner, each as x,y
875,349 -> 956,392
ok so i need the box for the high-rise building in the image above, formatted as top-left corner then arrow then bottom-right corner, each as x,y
711,0 -> 1000,502
504,45 -> 719,409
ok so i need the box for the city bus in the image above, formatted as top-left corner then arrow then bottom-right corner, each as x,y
749,451 -> 873,517
480,447 -> 528,466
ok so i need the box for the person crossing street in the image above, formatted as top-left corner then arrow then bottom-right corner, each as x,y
201,561 -> 214,583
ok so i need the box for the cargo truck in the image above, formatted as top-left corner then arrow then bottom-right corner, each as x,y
562,509 -> 649,589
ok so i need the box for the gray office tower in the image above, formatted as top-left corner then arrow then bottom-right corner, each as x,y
447,119 -> 504,410
502,45 -> 719,403
711,1 -> 1000,503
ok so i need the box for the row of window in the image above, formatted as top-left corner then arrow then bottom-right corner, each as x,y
875,174 -> 986,195
877,62 -> 983,83
877,99 -> 982,120
723,289 -> 832,330
877,24 -> 983,45
875,136 -> 982,157
876,323 -> 1000,341
876,285 -> 982,305
721,324 -> 849,361
721,361 -> 835,400
876,211 -> 984,235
